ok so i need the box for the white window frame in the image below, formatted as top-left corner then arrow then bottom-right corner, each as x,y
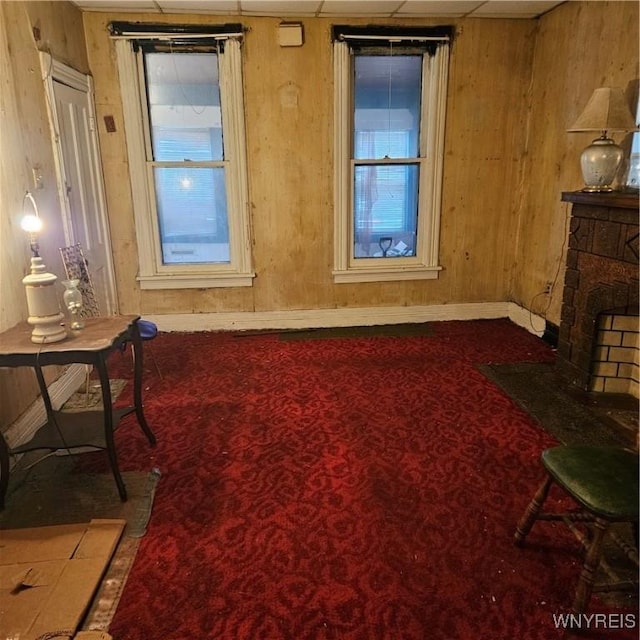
333,36 -> 450,284
114,35 -> 254,289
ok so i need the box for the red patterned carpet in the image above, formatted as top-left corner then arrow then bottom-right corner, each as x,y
89,319 -> 637,640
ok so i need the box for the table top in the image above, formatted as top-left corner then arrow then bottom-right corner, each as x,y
0,315 -> 140,357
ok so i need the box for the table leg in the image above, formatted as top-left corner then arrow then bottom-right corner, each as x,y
96,354 -> 127,502
0,435 -> 9,509
131,322 -> 157,446
0,363 -> 59,510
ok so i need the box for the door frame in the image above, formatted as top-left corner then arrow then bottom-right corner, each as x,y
39,52 -> 118,315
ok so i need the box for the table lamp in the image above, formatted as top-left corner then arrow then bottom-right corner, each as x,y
568,87 -> 638,192
21,192 -> 66,343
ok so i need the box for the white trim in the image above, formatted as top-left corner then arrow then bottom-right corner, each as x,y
85,73 -> 119,314
332,265 -> 441,283
145,302 -> 547,336
115,39 -> 158,278
332,39 -> 449,284
3,364 -> 88,449
219,38 -> 254,278
138,272 -> 253,289
40,52 -> 118,314
423,42 -> 449,264
333,40 -> 351,274
508,302 -> 546,337
43,55 -> 89,92
114,39 -> 254,288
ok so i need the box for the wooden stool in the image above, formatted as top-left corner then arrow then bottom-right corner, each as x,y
514,446 -> 639,613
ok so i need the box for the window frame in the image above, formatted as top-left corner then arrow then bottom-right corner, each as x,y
333,31 -> 450,283
114,31 -> 254,290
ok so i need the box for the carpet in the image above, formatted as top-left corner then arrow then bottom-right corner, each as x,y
90,319 -> 637,640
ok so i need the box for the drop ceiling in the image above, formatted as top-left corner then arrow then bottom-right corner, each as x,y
70,0 -> 565,19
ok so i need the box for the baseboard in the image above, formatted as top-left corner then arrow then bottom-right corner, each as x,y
146,302 -> 512,332
145,301 -> 546,336
4,363 -> 88,449
507,303 -> 546,337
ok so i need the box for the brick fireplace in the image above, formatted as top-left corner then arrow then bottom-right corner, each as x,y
557,191 -> 639,395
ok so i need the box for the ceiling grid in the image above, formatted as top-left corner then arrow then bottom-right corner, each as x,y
70,0 -> 565,19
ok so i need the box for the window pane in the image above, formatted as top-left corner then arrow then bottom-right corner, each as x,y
154,167 -> 229,264
145,52 -> 223,161
353,164 -> 419,258
353,55 -> 422,160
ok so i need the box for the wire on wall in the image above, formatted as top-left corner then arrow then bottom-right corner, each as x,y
528,201 -> 571,334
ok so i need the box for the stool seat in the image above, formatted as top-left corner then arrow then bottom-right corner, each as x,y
542,446 -> 639,520
515,445 -> 639,613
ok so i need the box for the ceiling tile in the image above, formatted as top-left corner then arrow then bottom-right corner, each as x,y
320,0 -> 404,16
240,0 -> 322,15
73,0 -> 160,10
395,1 -> 483,16
71,0 -> 565,18
158,0 -> 240,12
471,1 -> 562,17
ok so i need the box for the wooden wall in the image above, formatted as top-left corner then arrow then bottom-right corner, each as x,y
0,1 -> 88,429
83,13 -> 537,317
514,1 -> 639,325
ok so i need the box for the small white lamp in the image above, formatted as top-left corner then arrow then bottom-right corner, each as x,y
568,87 -> 638,192
21,192 -> 66,344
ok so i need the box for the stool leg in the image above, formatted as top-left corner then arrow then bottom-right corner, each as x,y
573,517 -> 608,613
514,475 -> 553,546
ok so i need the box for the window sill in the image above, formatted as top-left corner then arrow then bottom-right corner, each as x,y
138,272 -> 255,290
332,266 -> 442,284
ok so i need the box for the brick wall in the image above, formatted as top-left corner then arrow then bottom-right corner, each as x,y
591,312 -> 639,397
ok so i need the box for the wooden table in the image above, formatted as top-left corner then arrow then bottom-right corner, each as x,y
0,315 -> 156,508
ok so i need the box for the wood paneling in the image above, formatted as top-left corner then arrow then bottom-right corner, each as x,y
514,1 -> 639,325
0,1 -> 88,428
84,13 -> 541,318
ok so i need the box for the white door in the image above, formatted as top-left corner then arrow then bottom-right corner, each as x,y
41,54 -> 117,315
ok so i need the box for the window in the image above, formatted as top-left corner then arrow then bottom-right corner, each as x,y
333,27 -> 451,283
112,24 -> 253,289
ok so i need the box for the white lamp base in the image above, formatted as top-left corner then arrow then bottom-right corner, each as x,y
28,313 -> 67,343
580,136 -> 624,192
23,256 -> 67,344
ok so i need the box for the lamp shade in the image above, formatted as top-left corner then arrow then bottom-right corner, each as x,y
568,87 -> 637,133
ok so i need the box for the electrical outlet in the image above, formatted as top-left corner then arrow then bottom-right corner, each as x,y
544,281 -> 553,294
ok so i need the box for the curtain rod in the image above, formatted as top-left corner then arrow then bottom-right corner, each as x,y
109,33 -> 241,40
108,21 -> 243,40
339,34 -> 449,42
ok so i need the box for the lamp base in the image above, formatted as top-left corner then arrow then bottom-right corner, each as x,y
581,185 -> 614,193
23,256 -> 67,344
579,136 -> 623,193
28,313 -> 67,344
